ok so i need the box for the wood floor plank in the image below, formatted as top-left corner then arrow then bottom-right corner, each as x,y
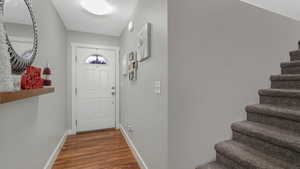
52,129 -> 140,169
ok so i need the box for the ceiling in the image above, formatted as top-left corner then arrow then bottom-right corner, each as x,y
51,0 -> 138,36
241,0 -> 300,21
4,0 -> 300,36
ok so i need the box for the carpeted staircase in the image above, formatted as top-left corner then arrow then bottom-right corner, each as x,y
197,41 -> 300,169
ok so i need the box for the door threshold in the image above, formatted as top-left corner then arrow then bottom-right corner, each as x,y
76,128 -> 117,135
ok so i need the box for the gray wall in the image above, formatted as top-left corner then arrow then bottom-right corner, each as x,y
119,0 -> 168,168
67,31 -> 119,47
66,31 -> 120,129
0,0 -> 67,169
168,0 -> 300,168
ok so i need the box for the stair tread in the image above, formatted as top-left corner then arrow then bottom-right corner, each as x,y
215,140 -> 295,169
232,121 -> 300,153
259,88 -> 300,98
271,74 -> 300,81
196,162 -> 228,169
281,61 -> 300,68
246,104 -> 300,122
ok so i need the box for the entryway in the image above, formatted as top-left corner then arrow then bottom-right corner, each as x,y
52,129 -> 140,169
72,44 -> 120,133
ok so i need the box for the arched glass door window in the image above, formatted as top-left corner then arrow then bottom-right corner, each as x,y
86,55 -> 107,64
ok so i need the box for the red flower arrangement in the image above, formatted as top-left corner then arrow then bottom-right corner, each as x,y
21,66 -> 44,89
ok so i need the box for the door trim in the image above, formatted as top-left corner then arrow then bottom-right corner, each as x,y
71,43 -> 120,134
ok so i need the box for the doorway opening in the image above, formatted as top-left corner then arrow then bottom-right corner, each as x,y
71,43 -> 120,134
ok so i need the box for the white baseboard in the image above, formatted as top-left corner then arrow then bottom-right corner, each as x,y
69,129 -> 77,135
120,125 -> 148,169
43,130 -> 71,169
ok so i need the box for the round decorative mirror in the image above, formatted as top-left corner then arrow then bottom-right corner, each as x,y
0,0 -> 38,74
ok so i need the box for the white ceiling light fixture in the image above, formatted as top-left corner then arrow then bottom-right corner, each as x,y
80,0 -> 114,16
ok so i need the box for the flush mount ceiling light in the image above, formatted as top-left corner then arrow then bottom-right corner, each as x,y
80,0 -> 114,16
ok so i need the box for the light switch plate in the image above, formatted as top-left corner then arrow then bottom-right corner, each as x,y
154,81 -> 161,95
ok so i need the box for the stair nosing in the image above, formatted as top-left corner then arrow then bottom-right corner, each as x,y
271,74 -> 300,81
259,88 -> 300,98
246,104 -> 300,122
231,121 -> 300,153
215,140 -> 294,169
290,49 -> 300,56
281,61 -> 300,68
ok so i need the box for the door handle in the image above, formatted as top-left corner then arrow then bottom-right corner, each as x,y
111,86 -> 116,95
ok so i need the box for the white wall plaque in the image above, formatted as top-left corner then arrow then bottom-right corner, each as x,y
137,23 -> 151,62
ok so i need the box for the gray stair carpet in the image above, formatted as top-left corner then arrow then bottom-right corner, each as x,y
196,41 -> 300,169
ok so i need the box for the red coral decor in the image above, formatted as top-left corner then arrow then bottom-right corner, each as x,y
21,66 -> 44,89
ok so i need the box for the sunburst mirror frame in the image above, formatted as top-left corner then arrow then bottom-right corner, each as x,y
0,0 -> 38,74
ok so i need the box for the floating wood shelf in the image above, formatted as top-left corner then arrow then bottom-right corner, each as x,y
0,87 -> 55,104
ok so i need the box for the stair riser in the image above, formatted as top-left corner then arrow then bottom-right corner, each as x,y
281,67 -> 300,74
247,112 -> 300,133
271,80 -> 300,89
260,95 -> 300,107
233,131 -> 300,164
216,153 -> 246,169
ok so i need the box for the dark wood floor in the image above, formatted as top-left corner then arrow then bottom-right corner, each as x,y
52,129 -> 140,169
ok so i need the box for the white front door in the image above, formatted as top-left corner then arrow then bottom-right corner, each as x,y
76,47 -> 116,132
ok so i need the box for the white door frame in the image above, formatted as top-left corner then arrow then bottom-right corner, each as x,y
71,43 -> 120,134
